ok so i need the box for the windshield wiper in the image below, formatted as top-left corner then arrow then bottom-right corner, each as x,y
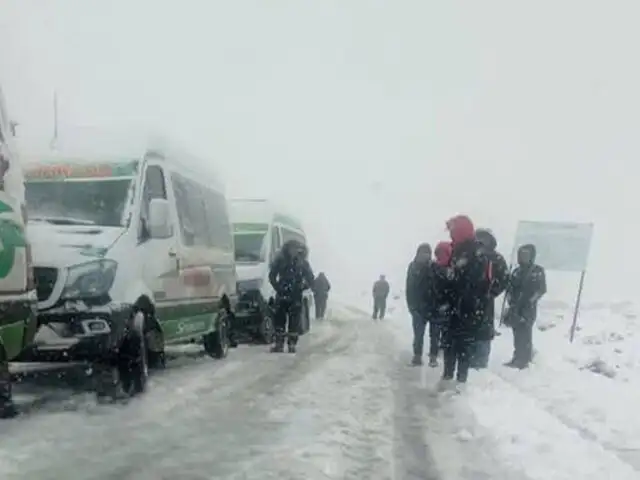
30,216 -> 97,226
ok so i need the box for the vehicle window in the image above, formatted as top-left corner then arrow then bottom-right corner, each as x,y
270,227 -> 281,259
234,232 -> 266,262
139,165 -> 167,239
204,188 -> 233,250
26,179 -> 132,227
171,172 -> 198,246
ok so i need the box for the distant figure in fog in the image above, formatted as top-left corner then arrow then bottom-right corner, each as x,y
372,275 -> 390,320
268,240 -> 315,353
312,272 -> 331,319
504,244 -> 547,369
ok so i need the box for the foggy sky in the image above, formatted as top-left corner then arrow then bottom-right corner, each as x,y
2,1 -> 640,302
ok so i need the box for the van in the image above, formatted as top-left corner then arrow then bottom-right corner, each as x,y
0,86 -> 38,416
23,136 -> 237,398
229,199 -> 313,344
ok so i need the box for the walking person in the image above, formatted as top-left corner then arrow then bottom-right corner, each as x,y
405,243 -> 437,366
268,240 -> 315,353
438,215 -> 493,392
312,272 -> 331,319
470,228 -> 509,369
372,274 -> 390,320
504,244 -> 547,369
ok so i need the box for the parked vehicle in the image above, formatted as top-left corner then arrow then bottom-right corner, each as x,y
22,136 -> 237,399
0,86 -> 38,416
229,199 -> 313,344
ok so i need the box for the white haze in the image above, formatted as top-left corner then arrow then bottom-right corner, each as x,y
1,1 -> 639,305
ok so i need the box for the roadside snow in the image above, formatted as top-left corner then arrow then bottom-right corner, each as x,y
386,298 -> 640,479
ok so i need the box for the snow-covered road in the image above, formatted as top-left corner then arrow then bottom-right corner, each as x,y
0,306 -> 527,480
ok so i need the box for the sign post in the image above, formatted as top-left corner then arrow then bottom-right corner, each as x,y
505,221 -> 594,342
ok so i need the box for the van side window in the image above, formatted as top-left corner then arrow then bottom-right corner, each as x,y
270,227 -> 281,259
139,165 -> 167,240
204,189 -> 233,251
172,172 -> 199,246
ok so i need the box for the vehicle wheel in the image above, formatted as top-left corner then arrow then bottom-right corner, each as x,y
257,309 -> 274,344
94,327 -> 148,401
203,312 -> 229,359
145,324 -> 166,369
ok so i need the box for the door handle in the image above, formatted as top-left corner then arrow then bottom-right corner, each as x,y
168,248 -> 177,258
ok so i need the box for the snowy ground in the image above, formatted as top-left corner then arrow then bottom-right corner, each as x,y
388,298 -> 640,480
1,301 -> 638,479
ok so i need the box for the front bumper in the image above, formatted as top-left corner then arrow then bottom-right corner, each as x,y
18,302 -> 134,362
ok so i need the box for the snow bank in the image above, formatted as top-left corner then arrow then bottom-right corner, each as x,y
386,298 -> 640,478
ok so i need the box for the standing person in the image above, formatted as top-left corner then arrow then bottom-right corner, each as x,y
372,275 -> 390,320
432,241 -> 455,366
268,239 -> 315,353
471,228 -> 509,369
439,215 -> 492,391
405,243 -> 436,366
312,272 -> 331,319
504,244 -> 547,369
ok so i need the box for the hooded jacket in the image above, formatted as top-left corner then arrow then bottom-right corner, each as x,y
269,240 -> 315,301
446,215 -> 492,332
507,244 -> 547,323
405,243 -> 436,318
475,228 -> 510,340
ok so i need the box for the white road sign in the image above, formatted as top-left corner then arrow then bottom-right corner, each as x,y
511,221 -> 594,272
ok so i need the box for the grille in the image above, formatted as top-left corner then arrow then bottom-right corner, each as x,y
34,267 -> 58,302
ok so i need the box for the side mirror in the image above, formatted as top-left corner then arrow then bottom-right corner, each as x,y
148,198 -> 173,239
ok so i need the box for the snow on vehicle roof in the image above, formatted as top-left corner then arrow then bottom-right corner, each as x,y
229,198 -> 304,232
21,128 -> 226,191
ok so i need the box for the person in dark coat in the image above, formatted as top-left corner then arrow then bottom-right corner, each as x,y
504,244 -> 547,369
268,239 -> 315,353
431,241 -> 454,365
439,215 -> 492,390
372,275 -> 390,320
470,228 -> 510,369
405,243 -> 437,366
312,272 -> 331,319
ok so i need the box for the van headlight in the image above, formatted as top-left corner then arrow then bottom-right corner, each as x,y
61,260 -> 117,300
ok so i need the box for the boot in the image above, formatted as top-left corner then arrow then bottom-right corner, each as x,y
287,333 -> 298,353
411,355 -> 423,366
428,355 -> 438,368
270,333 -> 285,353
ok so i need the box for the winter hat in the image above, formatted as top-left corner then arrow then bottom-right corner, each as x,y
435,241 -> 453,266
446,215 -> 475,245
476,228 -> 497,251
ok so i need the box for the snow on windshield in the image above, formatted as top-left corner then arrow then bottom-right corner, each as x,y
25,178 -> 132,227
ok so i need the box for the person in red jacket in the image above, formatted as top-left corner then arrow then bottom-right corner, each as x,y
438,215 -> 492,391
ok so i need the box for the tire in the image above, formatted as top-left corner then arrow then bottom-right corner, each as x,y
257,309 -> 274,344
94,315 -> 148,401
203,312 -> 229,359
